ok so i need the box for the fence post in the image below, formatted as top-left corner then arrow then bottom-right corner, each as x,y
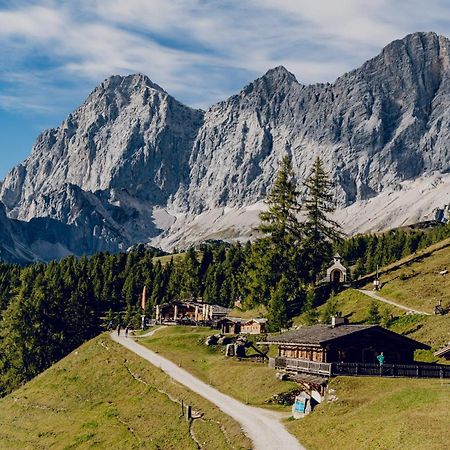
185,405 -> 192,421
416,365 -> 420,378
355,363 -> 359,376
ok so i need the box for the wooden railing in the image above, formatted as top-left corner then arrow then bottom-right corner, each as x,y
274,357 -> 332,376
331,362 -> 450,379
274,357 -> 450,379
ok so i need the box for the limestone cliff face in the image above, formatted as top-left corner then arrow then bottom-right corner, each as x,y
1,73 -> 204,219
176,32 -> 450,212
2,32 -> 450,262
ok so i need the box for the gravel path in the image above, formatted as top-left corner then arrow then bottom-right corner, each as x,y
357,289 -> 431,315
112,330 -> 303,450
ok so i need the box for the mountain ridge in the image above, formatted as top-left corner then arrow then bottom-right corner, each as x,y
1,31 -> 450,262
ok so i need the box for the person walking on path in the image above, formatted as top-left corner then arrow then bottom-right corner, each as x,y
117,324 -> 121,336
125,326 -> 129,338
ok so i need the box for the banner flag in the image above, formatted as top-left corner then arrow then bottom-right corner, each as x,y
141,286 -> 146,310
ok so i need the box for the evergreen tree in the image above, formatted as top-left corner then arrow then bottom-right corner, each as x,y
259,155 -> 303,248
367,301 -> 381,324
303,157 -> 343,282
321,294 -> 339,324
303,285 -> 319,325
267,275 -> 291,332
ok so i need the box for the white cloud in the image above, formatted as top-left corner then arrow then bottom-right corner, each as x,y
1,0 -> 450,114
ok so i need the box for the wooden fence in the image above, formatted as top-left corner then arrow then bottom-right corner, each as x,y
274,357 -> 332,376
274,357 -> 450,379
331,362 -> 450,378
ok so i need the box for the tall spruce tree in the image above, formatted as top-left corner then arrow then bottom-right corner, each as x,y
267,275 -> 291,332
244,155 -> 305,308
259,155 -> 303,247
303,156 -> 343,282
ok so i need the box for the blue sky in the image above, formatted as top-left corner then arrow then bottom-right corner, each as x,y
1,0 -> 450,179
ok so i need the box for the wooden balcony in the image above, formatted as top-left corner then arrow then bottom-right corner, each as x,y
274,357 -> 450,379
274,357 -> 332,376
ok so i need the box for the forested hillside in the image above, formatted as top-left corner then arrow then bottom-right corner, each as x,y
2,155 -> 450,397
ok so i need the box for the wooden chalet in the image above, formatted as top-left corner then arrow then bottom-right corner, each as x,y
262,321 -> 450,379
241,318 -> 267,334
155,300 -> 230,323
267,323 -> 429,365
218,317 -> 267,334
219,318 -> 244,334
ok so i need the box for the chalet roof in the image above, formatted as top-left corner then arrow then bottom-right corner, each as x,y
157,300 -> 230,314
244,318 -> 267,324
266,324 -> 430,349
209,304 -> 231,314
434,345 -> 450,357
224,317 -> 267,324
267,324 -> 375,345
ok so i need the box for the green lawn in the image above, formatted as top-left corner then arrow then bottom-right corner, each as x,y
308,289 -> 450,352
152,252 -> 187,266
141,326 -> 296,408
0,334 -> 251,450
362,240 -> 450,313
287,376 -> 450,450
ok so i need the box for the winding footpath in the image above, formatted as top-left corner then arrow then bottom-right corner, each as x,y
112,329 -> 303,450
357,289 -> 431,315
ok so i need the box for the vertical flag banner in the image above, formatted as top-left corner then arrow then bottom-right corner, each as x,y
141,286 -> 146,310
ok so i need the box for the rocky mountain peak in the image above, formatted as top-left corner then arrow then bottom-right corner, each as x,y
3,32 -> 450,262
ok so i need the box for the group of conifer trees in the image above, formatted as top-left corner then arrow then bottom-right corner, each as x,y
1,155 -> 450,395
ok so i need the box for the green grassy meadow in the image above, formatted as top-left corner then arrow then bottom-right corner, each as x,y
361,239 -> 450,313
0,334 -> 251,450
141,326 -> 297,408
287,376 -> 450,450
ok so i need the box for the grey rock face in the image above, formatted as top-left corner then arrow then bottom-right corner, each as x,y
176,32 -> 450,212
2,32 -> 450,262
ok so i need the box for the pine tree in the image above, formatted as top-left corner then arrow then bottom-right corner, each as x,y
267,275 -> 291,332
259,155 -> 303,248
303,285 -> 319,325
367,301 -> 381,324
321,293 -> 339,324
303,157 -> 343,282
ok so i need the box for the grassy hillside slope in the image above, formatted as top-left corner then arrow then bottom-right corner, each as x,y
141,326 -> 450,450
361,238 -> 450,313
312,289 -> 450,351
288,376 -> 450,450
0,334 -> 251,450
141,326 -> 296,408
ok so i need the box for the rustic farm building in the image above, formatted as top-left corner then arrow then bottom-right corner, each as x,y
267,322 -> 429,365
218,317 -> 267,334
155,301 -> 230,323
241,318 -> 267,334
219,318 -> 243,334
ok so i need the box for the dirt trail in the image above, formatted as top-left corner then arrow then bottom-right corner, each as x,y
357,289 -> 431,315
112,330 -> 304,450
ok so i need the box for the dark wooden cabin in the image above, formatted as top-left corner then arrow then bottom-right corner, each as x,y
267,324 -> 430,365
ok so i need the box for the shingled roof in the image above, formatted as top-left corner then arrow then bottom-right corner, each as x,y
266,324 -> 375,345
266,324 -> 430,348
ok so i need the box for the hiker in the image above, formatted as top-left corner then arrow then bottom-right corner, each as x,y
117,324 -> 121,336
125,325 -> 129,338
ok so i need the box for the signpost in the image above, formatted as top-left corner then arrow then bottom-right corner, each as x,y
292,392 -> 311,419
